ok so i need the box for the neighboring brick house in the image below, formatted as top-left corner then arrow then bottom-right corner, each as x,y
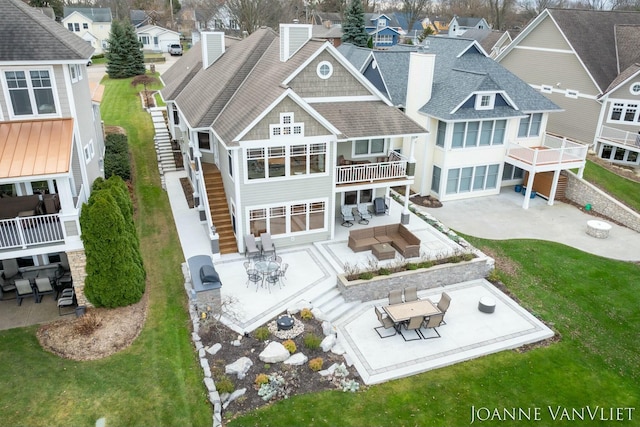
339,37 -> 588,209
160,24 -> 427,255
62,7 -> 112,55
0,0 -> 105,306
497,8 -> 640,167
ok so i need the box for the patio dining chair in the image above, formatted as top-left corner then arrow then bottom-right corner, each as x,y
57,289 -> 76,316
374,307 -> 396,338
277,263 -> 288,286
400,316 -> 424,341
246,269 -> 262,291
244,234 -> 261,259
341,205 -> 355,227
15,279 -> 35,306
404,286 -> 418,302
260,233 -> 276,257
437,292 -> 451,324
388,289 -> 403,305
357,204 -> 371,225
2,258 -> 22,285
34,277 -> 55,303
421,313 -> 444,339
0,275 -> 17,300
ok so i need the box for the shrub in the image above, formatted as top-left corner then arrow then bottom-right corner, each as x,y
300,308 -> 313,320
462,252 -> 475,261
282,339 -> 297,354
254,373 -> 269,387
74,312 -> 101,335
104,133 -> 131,181
215,375 -> 235,394
378,268 -> 391,275
406,263 -> 418,270
358,271 -> 374,280
418,261 -> 434,269
308,358 -> 324,372
254,327 -> 270,341
487,268 -> 501,283
303,333 -> 322,350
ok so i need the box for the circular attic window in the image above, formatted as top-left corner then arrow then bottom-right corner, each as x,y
631,82 -> 640,95
317,61 -> 333,79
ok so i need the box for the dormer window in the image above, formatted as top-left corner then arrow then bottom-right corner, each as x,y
475,93 -> 495,110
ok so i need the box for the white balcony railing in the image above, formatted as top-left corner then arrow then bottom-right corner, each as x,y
598,126 -> 640,148
506,135 -> 588,168
0,214 -> 65,250
336,152 -> 408,185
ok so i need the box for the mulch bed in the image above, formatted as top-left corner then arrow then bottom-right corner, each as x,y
179,177 -> 194,208
199,313 -> 359,421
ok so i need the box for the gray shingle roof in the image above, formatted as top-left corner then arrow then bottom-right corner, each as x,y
0,0 -> 95,62
603,63 -> 640,96
336,44 -> 371,71
339,36 -> 560,121
460,28 -> 507,54
63,7 -> 112,22
548,8 -> 640,92
614,24 -> 640,73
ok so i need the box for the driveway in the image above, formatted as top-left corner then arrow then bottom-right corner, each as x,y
86,53 -> 181,86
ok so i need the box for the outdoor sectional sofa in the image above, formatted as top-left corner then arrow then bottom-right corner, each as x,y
348,224 -> 421,258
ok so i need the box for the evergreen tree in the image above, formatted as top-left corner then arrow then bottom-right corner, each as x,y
341,0 -> 368,47
106,20 -> 146,79
80,180 -> 145,308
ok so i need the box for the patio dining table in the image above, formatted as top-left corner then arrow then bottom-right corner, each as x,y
254,261 -> 279,275
384,299 -> 441,324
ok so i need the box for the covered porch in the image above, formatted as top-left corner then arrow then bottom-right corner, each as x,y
595,125 -> 640,166
505,134 -> 588,208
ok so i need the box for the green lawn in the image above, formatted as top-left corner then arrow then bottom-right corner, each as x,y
0,77 -> 211,426
229,239 -> 640,427
581,160 -> 640,212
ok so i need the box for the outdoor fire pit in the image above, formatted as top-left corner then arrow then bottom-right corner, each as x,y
276,315 -> 295,331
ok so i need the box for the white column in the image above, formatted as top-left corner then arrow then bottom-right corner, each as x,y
548,169 -> 561,206
522,171 -> 535,209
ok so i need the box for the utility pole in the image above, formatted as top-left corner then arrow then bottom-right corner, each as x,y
170,0 -> 174,29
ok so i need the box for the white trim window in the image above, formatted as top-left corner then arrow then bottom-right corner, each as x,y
375,34 -> 393,44
270,112 -> 304,138
565,89 -> 578,99
4,69 -> 57,117
84,140 -> 95,162
517,113 -> 542,138
249,200 -> 326,236
69,64 -> 83,83
540,85 -> 553,94
446,164 -> 500,194
630,82 -> 640,96
317,61 -> 333,79
475,93 -> 495,110
353,138 -> 386,156
246,142 -> 327,180
609,102 -> 639,123
452,119 -> 506,148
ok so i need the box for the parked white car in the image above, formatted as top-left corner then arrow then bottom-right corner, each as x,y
168,43 -> 183,56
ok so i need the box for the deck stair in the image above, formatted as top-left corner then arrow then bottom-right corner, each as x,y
202,163 -> 238,254
311,286 -> 361,323
150,109 -> 180,188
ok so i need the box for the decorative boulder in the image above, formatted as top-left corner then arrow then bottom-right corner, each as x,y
311,307 -> 328,322
284,353 -> 308,366
206,343 -> 222,355
225,357 -> 253,379
259,341 -> 290,363
321,334 -> 336,352
287,300 -> 312,314
330,341 -> 346,355
322,320 -> 335,336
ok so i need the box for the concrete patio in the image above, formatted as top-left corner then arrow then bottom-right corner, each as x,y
166,170 -> 553,384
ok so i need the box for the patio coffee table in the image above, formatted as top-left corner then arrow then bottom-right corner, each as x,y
372,243 -> 395,260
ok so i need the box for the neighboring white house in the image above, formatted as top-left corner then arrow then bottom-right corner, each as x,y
447,16 -> 491,37
1,0 -> 106,307
62,7 -> 112,55
136,25 -> 181,53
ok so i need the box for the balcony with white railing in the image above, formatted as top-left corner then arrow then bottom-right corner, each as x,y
598,126 -> 640,149
335,151 -> 409,185
0,214 -> 65,250
506,134 -> 588,172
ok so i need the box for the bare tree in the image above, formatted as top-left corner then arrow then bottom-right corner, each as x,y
401,0 -> 432,36
487,0 -> 515,30
190,0 -> 224,28
226,0 -> 280,33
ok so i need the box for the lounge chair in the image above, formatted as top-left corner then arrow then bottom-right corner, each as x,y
437,292 -> 451,324
2,258 -> 22,285
34,277 -> 55,303
421,313 -> 444,339
0,275 -> 17,300
357,204 -> 372,225
260,233 -> 276,257
388,289 -> 403,305
404,286 -> 418,302
341,205 -> 355,227
15,279 -> 35,306
244,234 -> 261,259
374,307 -> 396,338
57,289 -> 76,316
400,315 -> 424,341
373,197 -> 388,216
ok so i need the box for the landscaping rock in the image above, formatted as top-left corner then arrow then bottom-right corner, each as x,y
206,343 -> 222,355
287,300 -> 312,314
321,334 -> 336,352
198,348 -> 205,358
225,357 -> 253,379
204,377 -> 216,392
200,358 -> 211,377
322,320 -> 335,336
311,307 -> 328,322
192,332 -> 201,342
231,339 -> 241,347
223,388 -> 246,409
219,392 -> 230,403
259,341 -> 290,363
330,341 -> 346,355
284,352 -> 308,366
195,341 -> 203,351
209,391 -> 220,405
318,362 -> 339,377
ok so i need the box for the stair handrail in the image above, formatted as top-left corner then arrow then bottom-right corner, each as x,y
195,157 -> 219,247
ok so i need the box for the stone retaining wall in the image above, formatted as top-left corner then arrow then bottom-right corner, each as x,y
565,171 -> 640,232
337,256 -> 494,302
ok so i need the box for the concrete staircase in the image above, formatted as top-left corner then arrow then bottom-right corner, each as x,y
150,108 -> 179,188
202,163 -> 238,254
310,286 -> 361,323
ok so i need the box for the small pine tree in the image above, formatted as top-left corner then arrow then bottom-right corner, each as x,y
341,0 -> 369,47
106,20 -> 146,79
